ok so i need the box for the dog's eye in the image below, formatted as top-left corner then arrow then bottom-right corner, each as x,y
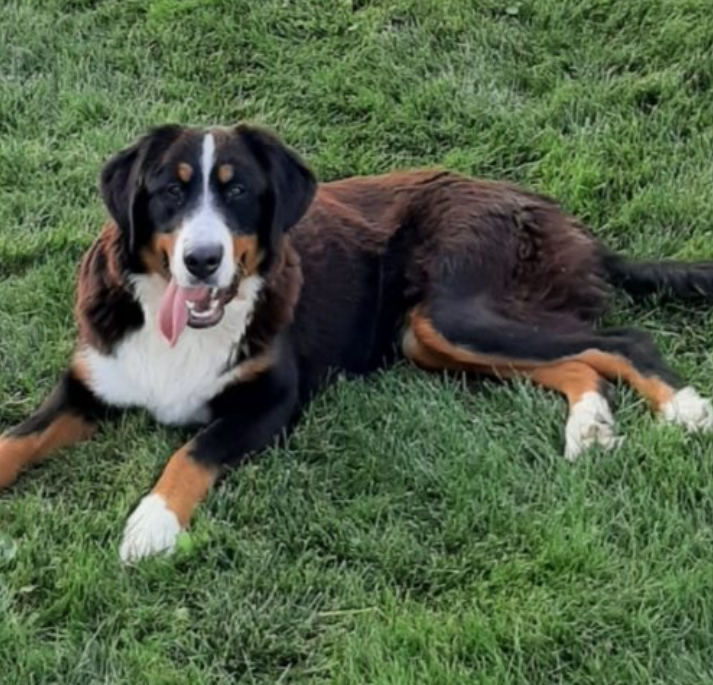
226,183 -> 245,200
164,183 -> 185,203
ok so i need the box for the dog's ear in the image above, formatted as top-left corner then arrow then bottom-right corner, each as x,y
100,125 -> 182,253
100,142 -> 142,250
237,124 -> 317,246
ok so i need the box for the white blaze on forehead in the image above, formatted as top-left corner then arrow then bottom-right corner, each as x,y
172,131 -> 235,287
201,131 -> 215,194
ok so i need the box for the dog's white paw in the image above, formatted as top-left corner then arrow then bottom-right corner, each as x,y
564,392 -> 622,462
119,494 -> 181,564
659,387 -> 713,432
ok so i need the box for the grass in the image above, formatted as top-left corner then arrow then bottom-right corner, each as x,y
2,0 -> 713,682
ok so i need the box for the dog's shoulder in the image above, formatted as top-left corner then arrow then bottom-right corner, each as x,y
75,223 -> 144,354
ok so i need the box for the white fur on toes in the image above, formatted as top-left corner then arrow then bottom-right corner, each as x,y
659,387 -> 713,432
119,494 -> 182,564
564,392 -> 621,462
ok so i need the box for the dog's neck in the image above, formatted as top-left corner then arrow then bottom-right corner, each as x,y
242,236 -> 303,358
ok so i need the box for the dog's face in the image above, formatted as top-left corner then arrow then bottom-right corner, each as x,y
100,124 -> 315,334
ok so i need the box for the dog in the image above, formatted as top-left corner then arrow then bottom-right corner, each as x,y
2,123 -> 712,562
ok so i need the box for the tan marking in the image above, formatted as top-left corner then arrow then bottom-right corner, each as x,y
406,309 -> 675,410
403,311 -> 524,375
232,235 -> 260,275
141,232 -> 177,275
409,311 -> 521,371
152,445 -> 219,527
0,415 -> 94,489
70,357 -> 91,386
528,362 -> 602,406
403,323 -> 523,385
237,350 -> 275,382
402,326 -> 480,372
177,162 -> 194,183
217,164 -> 234,184
578,351 -> 675,410
404,324 -> 601,405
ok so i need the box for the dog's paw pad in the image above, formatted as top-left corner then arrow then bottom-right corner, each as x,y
564,392 -> 622,462
659,387 -> 713,432
119,494 -> 181,564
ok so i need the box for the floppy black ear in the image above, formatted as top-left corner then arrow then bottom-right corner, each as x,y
100,125 -> 183,253
237,124 -> 317,245
100,142 -> 143,250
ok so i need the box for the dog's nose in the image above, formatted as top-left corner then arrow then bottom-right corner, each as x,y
184,244 -> 224,280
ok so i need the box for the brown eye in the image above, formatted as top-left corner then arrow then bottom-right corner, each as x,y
226,183 -> 245,200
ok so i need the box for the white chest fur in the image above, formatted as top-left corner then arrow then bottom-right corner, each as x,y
80,274 -> 262,425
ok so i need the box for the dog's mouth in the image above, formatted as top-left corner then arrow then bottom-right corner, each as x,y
158,278 -> 238,347
184,284 -> 237,328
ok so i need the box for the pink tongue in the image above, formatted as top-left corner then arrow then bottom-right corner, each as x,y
158,280 -> 208,347
159,280 -> 189,347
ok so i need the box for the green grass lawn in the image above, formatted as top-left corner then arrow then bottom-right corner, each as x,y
2,0 -> 713,682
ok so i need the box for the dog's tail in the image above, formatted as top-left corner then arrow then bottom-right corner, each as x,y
602,250 -> 713,300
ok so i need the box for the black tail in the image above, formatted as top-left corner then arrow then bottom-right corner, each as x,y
603,251 -> 713,300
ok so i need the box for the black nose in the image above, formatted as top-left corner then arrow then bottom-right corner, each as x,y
184,244 -> 224,280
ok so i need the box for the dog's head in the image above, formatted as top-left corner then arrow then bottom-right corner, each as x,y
100,124 -> 315,343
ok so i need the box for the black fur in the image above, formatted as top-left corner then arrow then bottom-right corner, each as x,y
75,232 -> 145,353
6,370 -> 108,438
195,351 -> 299,467
603,251 -> 713,300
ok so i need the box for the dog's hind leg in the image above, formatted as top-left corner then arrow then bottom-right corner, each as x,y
402,320 -> 618,460
422,291 -> 713,430
0,364 -> 105,489
528,362 -> 620,461
403,294 -> 712,457
575,336 -> 713,431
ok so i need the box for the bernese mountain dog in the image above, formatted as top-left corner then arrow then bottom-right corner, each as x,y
2,124 -> 712,562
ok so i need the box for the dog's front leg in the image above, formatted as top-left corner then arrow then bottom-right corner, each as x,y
119,364 -> 299,563
0,366 -> 106,489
